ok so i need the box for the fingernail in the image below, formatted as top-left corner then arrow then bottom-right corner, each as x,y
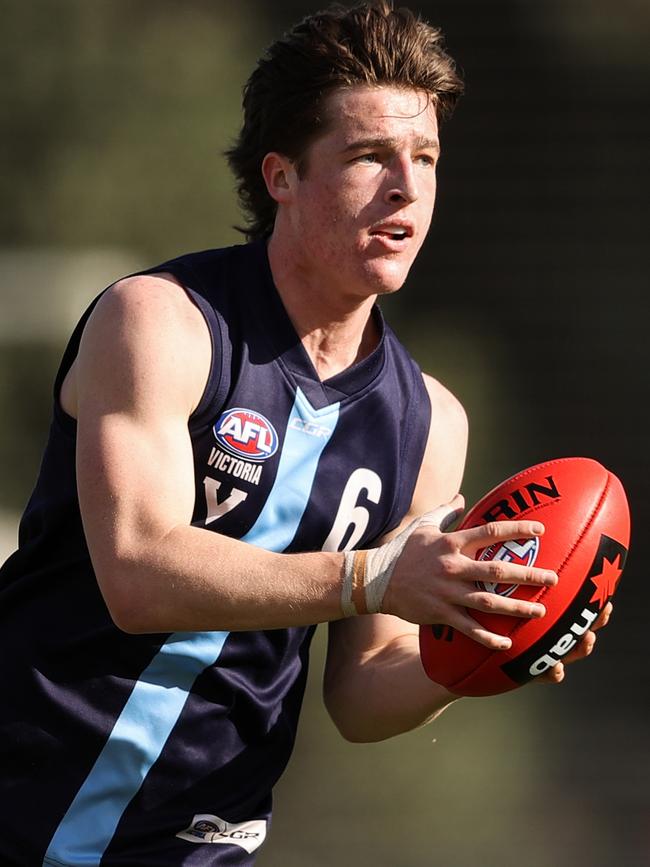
499,638 -> 511,650
532,523 -> 544,534
545,571 -> 558,585
531,604 -> 546,618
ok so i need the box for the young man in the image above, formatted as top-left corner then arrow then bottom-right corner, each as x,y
0,2 -> 608,864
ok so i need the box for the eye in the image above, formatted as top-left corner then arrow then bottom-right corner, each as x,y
355,153 -> 379,165
415,153 -> 437,167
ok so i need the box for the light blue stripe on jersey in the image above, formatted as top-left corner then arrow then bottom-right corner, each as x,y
43,387 -> 339,865
242,387 -> 340,552
43,630 -> 229,866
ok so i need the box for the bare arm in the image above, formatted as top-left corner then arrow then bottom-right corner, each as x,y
69,280 -> 564,645
323,375 -> 611,742
68,274 -> 344,633
323,374 -> 468,741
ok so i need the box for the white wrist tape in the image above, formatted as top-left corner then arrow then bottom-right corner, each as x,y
340,511 -> 442,617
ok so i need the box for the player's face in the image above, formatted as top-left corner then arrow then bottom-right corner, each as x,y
288,85 -> 440,298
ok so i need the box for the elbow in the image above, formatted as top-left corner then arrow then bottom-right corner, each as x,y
102,586 -> 154,635
324,688 -> 393,744
109,606 -> 154,635
328,713 -> 395,744
93,561 -> 164,635
338,726 -> 388,745
324,705 -> 365,743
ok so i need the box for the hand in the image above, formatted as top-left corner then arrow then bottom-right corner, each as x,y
537,602 -> 613,685
383,496 -> 558,650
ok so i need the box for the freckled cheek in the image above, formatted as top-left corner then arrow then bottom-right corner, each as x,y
318,201 -> 366,243
298,177 -> 373,250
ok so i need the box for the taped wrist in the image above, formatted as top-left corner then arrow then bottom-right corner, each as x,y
340,511 -> 441,617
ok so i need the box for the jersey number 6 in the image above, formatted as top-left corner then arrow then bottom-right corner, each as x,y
322,468 -> 382,552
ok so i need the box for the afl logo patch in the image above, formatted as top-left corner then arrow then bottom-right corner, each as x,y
213,408 -> 279,462
475,537 -> 540,597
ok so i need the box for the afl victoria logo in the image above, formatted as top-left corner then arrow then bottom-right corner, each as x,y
475,537 -> 540,597
213,408 -> 279,462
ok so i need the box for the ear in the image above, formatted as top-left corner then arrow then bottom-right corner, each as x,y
261,152 -> 297,204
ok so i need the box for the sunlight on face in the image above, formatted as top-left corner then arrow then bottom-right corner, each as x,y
287,85 -> 440,301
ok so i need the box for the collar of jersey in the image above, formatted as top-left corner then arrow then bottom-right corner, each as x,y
248,240 -> 387,410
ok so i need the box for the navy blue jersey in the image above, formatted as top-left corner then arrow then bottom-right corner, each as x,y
0,240 -> 431,866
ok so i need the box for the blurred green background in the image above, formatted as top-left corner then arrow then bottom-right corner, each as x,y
1,1 -> 648,864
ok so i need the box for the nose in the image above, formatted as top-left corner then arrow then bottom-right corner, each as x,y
384,156 -> 418,205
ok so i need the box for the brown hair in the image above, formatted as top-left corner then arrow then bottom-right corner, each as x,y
226,0 -> 464,240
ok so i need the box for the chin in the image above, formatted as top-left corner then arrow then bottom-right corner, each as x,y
361,257 -> 413,296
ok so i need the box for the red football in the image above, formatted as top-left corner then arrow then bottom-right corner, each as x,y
419,457 -> 631,696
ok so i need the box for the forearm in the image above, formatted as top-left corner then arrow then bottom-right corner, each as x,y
92,523 -> 344,633
324,623 -> 459,742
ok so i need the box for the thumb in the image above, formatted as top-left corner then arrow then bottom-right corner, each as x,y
419,493 -> 465,532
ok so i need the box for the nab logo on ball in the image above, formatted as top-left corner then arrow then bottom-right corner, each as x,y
214,408 -> 279,462
476,537 -> 540,597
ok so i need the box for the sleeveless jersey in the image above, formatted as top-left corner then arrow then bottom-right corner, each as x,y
0,240 -> 431,866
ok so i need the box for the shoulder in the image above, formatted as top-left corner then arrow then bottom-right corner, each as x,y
95,271 -> 206,333
67,272 -> 211,419
410,373 -> 468,514
421,372 -> 468,442
87,272 -> 210,376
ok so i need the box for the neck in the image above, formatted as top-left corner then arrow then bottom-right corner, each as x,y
266,234 -> 380,381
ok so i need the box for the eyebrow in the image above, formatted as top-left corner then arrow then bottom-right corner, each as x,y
341,135 -> 440,154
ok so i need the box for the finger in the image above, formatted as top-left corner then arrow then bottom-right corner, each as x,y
462,557 -> 558,589
444,609 -> 514,651
537,663 -> 565,684
458,520 -> 546,555
420,494 -> 465,532
562,629 -> 597,666
593,602 -> 613,631
464,590 -> 547,620
542,624 -> 601,675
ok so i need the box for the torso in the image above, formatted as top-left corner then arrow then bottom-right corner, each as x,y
0,240 -> 431,865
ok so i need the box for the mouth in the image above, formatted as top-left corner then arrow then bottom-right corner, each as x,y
368,223 -> 414,243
